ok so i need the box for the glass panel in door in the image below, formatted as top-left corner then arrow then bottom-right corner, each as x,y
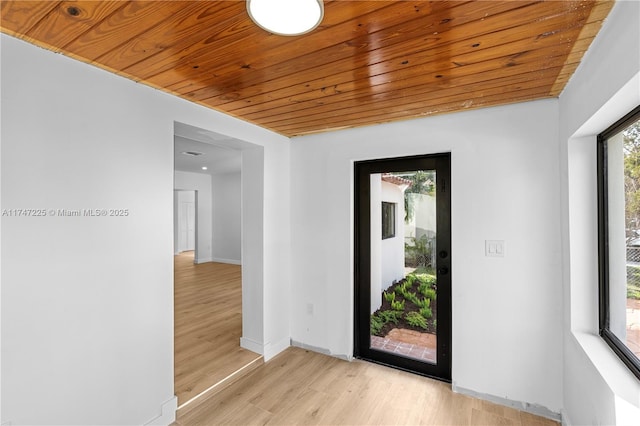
369,171 -> 438,364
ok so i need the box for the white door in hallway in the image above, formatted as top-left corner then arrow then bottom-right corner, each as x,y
178,191 -> 196,252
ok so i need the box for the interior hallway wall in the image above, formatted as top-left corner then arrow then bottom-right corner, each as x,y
211,172 -> 242,264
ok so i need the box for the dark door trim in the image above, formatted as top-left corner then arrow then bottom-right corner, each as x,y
354,153 -> 451,381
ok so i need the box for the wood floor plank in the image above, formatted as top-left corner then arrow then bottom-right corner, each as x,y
174,251 -> 261,406
175,347 -> 560,425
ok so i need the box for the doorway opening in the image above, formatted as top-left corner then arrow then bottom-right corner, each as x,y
173,122 -> 263,409
354,153 -> 451,381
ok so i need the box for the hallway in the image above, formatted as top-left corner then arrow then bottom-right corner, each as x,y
174,252 -> 261,406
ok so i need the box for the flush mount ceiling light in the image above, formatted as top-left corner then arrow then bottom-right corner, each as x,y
247,0 -> 324,36
181,151 -> 203,157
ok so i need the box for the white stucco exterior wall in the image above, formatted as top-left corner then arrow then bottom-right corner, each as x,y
370,177 -> 407,314
380,180 -> 406,294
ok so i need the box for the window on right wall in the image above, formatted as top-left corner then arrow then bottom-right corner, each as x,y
598,105 -> 640,380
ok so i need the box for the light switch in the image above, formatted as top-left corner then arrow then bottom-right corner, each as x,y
485,240 -> 505,257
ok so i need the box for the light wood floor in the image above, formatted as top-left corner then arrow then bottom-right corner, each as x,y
175,346 -> 559,426
175,252 -> 261,405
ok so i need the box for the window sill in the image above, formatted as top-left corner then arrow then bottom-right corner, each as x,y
572,331 -> 640,416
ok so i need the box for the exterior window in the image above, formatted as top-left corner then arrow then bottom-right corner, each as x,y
598,105 -> 640,380
382,202 -> 395,239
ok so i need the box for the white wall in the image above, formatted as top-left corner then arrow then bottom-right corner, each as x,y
211,172 -> 242,264
406,193 -> 436,239
1,34 -> 290,425
369,177 -> 406,313
290,98 -> 563,415
380,181 -> 405,293
559,1 -> 640,424
175,171 -> 212,262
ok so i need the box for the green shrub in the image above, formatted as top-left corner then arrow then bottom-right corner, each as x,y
405,275 -> 415,286
379,310 -> 402,324
419,306 -> 433,319
371,315 -> 383,335
383,291 -> 396,303
404,291 -> 420,305
416,274 -> 436,295
418,282 -> 429,296
415,273 -> 436,285
628,288 -> 640,299
416,297 -> 430,308
423,288 -> 436,300
370,310 -> 404,335
391,299 -> 405,311
398,280 -> 410,293
398,286 -> 409,298
405,311 -> 428,329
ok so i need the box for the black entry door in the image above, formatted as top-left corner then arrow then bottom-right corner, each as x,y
354,153 -> 451,381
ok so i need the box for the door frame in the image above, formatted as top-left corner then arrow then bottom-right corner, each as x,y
354,153 -> 452,381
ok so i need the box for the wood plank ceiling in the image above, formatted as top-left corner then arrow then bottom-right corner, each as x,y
1,0 -> 613,137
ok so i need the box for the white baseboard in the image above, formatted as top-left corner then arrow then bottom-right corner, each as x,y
452,384 -> 561,422
144,396 -> 177,426
263,337 -> 290,361
212,257 -> 241,265
291,339 -> 331,355
192,257 -> 241,265
240,337 -> 289,360
290,340 -> 352,361
240,337 -> 263,355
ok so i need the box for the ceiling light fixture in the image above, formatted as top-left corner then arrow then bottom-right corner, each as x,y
181,151 -> 203,156
202,166 -> 208,170
247,0 -> 324,36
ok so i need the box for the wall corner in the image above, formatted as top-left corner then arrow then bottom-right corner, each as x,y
144,396 -> 178,426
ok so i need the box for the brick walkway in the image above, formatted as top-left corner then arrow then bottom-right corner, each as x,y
370,329 -> 437,363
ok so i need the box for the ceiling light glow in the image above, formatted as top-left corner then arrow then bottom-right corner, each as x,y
202,166 -> 208,170
247,0 -> 324,36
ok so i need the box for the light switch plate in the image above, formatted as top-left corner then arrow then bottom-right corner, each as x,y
485,240 -> 505,257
